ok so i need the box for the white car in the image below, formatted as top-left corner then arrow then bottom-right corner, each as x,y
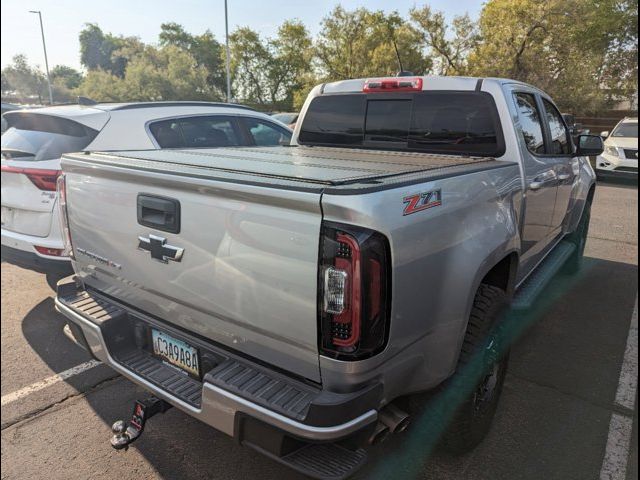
1,101 -> 292,287
595,117 -> 638,177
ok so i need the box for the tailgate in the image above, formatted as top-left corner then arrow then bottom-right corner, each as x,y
1,158 -> 59,237
63,156 -> 323,382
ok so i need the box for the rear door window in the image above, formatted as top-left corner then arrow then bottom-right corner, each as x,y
513,93 -> 546,155
298,92 -> 504,156
1,113 -> 99,161
149,116 -> 242,149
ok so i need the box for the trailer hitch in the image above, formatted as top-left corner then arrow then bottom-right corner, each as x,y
110,396 -> 172,451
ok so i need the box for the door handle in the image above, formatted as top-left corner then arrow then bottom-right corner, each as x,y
529,181 -> 543,190
557,173 -> 571,181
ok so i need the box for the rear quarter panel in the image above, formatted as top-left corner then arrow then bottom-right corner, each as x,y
320,163 -> 523,401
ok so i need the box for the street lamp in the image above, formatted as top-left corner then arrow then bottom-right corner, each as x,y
29,10 -> 54,105
224,0 -> 231,103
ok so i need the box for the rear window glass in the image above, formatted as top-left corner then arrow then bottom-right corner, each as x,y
1,113 -> 98,161
298,92 -> 504,156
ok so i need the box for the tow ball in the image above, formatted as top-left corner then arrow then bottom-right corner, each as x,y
110,396 -> 172,451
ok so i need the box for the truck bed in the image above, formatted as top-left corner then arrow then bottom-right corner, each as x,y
65,146 -> 512,194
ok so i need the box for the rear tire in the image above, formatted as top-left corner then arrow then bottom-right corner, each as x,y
440,284 -> 509,454
564,198 -> 592,275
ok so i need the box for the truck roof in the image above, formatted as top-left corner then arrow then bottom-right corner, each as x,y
65,146 -> 516,194
319,75 -> 538,95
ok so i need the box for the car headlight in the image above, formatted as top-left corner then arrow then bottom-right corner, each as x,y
605,146 -> 620,157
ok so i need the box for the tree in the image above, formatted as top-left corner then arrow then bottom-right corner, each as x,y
78,45 -> 214,102
229,21 -> 313,108
159,23 -> 226,96
79,23 -> 138,77
314,7 -> 431,81
1,55 -> 47,102
467,0 -> 638,114
50,65 -> 83,89
410,6 -> 479,75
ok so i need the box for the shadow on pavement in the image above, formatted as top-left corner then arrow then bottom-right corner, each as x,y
18,255 -> 638,480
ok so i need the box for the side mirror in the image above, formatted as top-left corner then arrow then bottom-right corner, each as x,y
576,134 -> 604,157
600,131 -> 610,138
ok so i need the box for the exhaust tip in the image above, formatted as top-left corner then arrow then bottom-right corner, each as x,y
368,422 -> 390,445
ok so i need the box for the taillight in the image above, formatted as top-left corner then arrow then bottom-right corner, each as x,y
1,165 -> 62,191
34,246 -> 65,256
56,174 -> 74,259
363,77 -> 423,92
319,222 -> 391,360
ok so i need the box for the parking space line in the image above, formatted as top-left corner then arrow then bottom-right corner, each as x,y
615,297 -> 638,411
600,295 -> 638,480
0,360 -> 101,407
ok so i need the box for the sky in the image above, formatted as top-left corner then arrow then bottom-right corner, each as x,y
1,0 -> 483,71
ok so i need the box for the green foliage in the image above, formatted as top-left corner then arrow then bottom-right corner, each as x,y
230,20 -> 313,108
468,0 -> 638,114
410,6 -> 479,75
78,45 -> 215,102
315,6 -> 430,80
160,23 -> 226,96
79,23 -> 136,77
50,65 -> 83,89
3,4 -> 637,115
1,55 -> 47,102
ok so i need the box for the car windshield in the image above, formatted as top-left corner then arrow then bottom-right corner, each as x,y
611,122 -> 638,138
1,113 -> 98,161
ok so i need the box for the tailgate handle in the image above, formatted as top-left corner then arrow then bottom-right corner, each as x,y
137,194 -> 181,234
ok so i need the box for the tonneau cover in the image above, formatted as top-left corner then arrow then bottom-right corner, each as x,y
65,146 -> 508,193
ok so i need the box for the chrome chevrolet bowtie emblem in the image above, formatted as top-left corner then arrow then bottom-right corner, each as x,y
138,234 -> 184,263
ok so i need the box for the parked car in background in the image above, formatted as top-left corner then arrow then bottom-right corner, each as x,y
55,75 -> 601,479
562,113 -> 590,140
271,111 -> 299,128
1,101 -> 292,288
596,117 -> 638,178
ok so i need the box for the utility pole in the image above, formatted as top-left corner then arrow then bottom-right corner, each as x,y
29,10 -> 53,105
224,0 -> 232,103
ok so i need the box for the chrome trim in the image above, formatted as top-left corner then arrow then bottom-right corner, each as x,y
54,297 -> 377,441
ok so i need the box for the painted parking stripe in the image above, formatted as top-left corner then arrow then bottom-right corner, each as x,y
0,360 -> 101,407
600,295 -> 638,480
614,296 -> 638,411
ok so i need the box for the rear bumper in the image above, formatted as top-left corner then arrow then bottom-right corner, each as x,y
54,278 -> 379,443
0,243 -> 72,275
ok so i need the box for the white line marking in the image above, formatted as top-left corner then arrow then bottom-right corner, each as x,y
0,360 -> 101,407
600,414 -> 634,480
615,297 -> 638,411
600,295 -> 638,480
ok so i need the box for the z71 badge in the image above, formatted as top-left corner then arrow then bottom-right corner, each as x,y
403,189 -> 442,216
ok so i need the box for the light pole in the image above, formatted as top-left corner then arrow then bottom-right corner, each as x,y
29,10 -> 54,105
224,0 -> 231,103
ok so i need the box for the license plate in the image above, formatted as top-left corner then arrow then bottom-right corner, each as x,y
151,329 -> 200,378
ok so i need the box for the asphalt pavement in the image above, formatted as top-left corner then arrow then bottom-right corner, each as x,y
1,180 -> 637,480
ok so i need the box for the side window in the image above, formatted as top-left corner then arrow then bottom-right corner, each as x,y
243,118 -> 291,146
178,116 -> 241,148
149,119 -> 184,148
542,99 -> 571,155
514,93 -> 546,155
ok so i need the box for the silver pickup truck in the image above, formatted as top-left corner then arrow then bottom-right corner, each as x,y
55,76 -> 603,479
